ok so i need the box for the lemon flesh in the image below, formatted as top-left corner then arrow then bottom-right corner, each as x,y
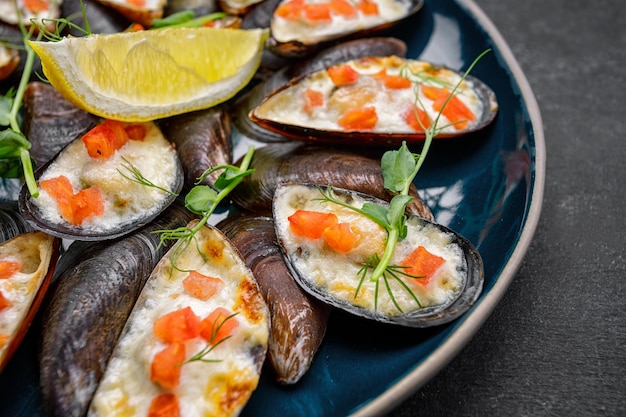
29,28 -> 269,122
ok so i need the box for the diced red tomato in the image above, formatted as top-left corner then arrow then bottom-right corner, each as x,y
421,85 -> 475,130
322,222 -> 357,253
374,69 -> 412,90
23,0 -> 49,13
403,105 -> 431,132
124,123 -> 147,140
400,245 -> 446,286
330,0 -> 357,17
126,0 -> 146,6
153,307 -> 201,343
288,210 -> 339,239
275,0 -> 305,20
126,23 -> 145,32
81,119 -> 129,159
357,0 -> 379,15
0,291 -> 12,311
0,260 -> 20,279
39,176 -> 75,222
303,88 -> 325,115
72,187 -> 105,225
183,271 -> 224,301
200,307 -> 239,346
150,343 -> 186,390
148,393 -> 180,417
337,106 -> 378,130
39,176 -> 104,225
304,3 -> 332,21
327,64 -> 360,86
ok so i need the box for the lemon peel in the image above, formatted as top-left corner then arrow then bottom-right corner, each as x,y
28,27 -> 269,122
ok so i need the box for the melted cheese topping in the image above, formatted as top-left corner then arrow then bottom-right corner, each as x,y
0,232 -> 54,362
88,223 -> 269,417
0,0 -> 62,26
271,0 -> 412,44
254,55 -> 484,135
274,184 -> 464,316
34,121 -> 179,233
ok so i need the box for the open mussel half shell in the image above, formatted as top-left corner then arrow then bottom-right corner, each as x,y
264,0 -> 424,58
18,121 -> 184,241
249,55 -> 498,145
232,36 -> 407,143
88,220 -> 269,416
272,183 -> 484,327
0,230 -> 60,373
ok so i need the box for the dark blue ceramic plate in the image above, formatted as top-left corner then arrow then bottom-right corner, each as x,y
0,0 -> 545,416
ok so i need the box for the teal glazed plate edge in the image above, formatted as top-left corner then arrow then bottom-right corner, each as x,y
0,0 -> 545,416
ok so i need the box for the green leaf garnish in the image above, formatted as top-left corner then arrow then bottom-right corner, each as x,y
156,146 -> 256,269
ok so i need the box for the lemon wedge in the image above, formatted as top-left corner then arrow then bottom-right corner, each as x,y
28,27 -> 269,122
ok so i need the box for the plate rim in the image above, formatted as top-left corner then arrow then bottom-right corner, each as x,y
349,0 -> 546,415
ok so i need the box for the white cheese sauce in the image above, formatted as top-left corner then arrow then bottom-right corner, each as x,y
271,0 -> 412,44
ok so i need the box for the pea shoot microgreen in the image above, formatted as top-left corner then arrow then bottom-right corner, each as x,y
156,146 -> 255,269
317,50 -> 490,312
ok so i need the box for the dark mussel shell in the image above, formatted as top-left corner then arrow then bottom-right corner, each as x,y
39,202 -> 196,417
23,82 -> 99,169
0,201 -> 33,243
230,141 -> 434,220
217,212 -> 330,384
158,106 -> 232,190
232,36 -> 407,143
0,231 -> 60,373
18,123 -> 184,241
244,0 -> 423,58
249,56 -> 498,145
272,183 -> 484,328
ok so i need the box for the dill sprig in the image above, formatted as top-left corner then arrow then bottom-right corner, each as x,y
117,157 -> 178,196
184,312 -> 238,365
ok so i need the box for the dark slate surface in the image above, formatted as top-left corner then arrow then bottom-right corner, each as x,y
388,0 -> 626,416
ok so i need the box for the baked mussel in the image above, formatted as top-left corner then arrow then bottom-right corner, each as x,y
249,55 -> 498,145
0,230 -> 60,372
247,0 -> 424,58
272,183 -> 484,327
18,119 -> 183,241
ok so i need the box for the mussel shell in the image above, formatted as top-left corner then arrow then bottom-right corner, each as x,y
230,141 -> 434,220
158,106 -> 232,190
232,36 -> 408,143
23,82 -> 99,169
0,231 -> 60,373
262,0 -> 424,58
17,127 -> 184,241
249,57 -> 499,145
62,0 -> 132,35
272,183 -> 484,327
217,212 -> 330,384
39,202 -> 197,417
0,201 -> 33,243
